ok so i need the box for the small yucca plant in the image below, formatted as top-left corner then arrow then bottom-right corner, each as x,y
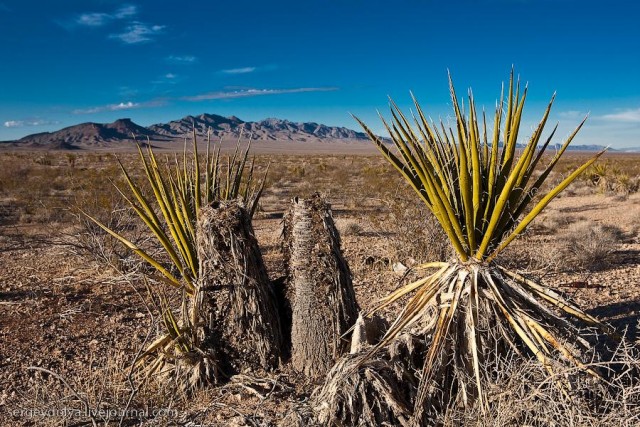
86,129 -> 265,388
355,70 -> 615,421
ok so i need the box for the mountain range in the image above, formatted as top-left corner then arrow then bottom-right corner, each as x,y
0,113 -> 627,152
1,114 -> 370,150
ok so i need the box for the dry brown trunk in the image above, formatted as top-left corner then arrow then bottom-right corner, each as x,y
282,193 -> 359,379
194,200 -> 283,374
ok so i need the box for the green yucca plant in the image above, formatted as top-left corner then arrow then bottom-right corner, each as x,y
87,130 -> 263,293
355,70 -> 615,422
85,129 -> 265,386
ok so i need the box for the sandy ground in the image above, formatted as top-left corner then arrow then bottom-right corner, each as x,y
0,139 -> 382,155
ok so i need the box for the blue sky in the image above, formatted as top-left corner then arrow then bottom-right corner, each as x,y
1,0 -> 639,148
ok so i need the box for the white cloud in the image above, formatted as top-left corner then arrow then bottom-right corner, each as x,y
166,55 -> 197,64
598,108 -> 640,123
183,87 -> 338,101
558,110 -> 586,120
73,101 -> 140,114
76,4 -> 138,27
4,119 -> 60,128
114,5 -> 137,19
112,101 -> 139,110
72,99 -> 166,114
220,67 -> 257,75
110,22 -> 165,44
77,12 -> 111,26
151,73 -> 179,85
74,5 -> 163,44
218,64 -> 278,75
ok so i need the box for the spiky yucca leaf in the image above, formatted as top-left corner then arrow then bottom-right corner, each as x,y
355,71 -> 614,423
87,131 -> 264,293
356,70 -> 603,262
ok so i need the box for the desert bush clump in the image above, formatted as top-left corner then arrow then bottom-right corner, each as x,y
65,153 -> 77,168
437,340 -> 640,426
339,220 -> 364,236
585,162 -> 640,195
370,194 -> 451,264
560,221 -> 623,271
34,153 -> 53,166
62,200 -> 153,274
14,349 -> 188,427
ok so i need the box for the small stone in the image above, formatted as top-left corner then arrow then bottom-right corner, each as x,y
393,262 -> 408,274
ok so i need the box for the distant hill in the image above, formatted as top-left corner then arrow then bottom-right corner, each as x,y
617,146 -> 640,153
3,118 -> 164,149
148,113 -> 245,137
550,143 -> 613,152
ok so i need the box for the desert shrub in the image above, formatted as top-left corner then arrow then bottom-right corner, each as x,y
339,220 -> 364,236
289,164 -> 306,177
34,153 -> 53,166
438,340 -> 640,426
65,153 -> 77,168
369,193 -> 452,264
612,173 -> 640,195
535,213 -> 586,235
584,162 -> 640,195
560,221 -> 624,271
500,217 -> 623,274
12,348 -> 187,427
563,180 -> 596,197
61,201 -> 155,274
360,162 -> 401,197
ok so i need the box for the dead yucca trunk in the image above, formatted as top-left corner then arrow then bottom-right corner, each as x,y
282,193 -> 359,379
195,200 -> 283,373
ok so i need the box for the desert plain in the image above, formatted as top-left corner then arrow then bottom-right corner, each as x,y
0,143 -> 639,426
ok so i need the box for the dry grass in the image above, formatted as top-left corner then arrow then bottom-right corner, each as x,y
368,195 -> 452,265
313,319 -> 640,427
437,340 -> 640,426
337,220 -> 364,236
560,222 -> 625,271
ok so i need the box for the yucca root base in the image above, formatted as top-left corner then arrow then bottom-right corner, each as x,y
314,261 -> 613,426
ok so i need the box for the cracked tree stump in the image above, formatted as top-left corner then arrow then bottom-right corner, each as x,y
282,193 -> 359,379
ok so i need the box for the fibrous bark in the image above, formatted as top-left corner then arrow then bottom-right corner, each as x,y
194,200 -> 283,374
282,193 -> 359,379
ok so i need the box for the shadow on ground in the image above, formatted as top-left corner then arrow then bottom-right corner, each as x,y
589,300 -> 640,341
